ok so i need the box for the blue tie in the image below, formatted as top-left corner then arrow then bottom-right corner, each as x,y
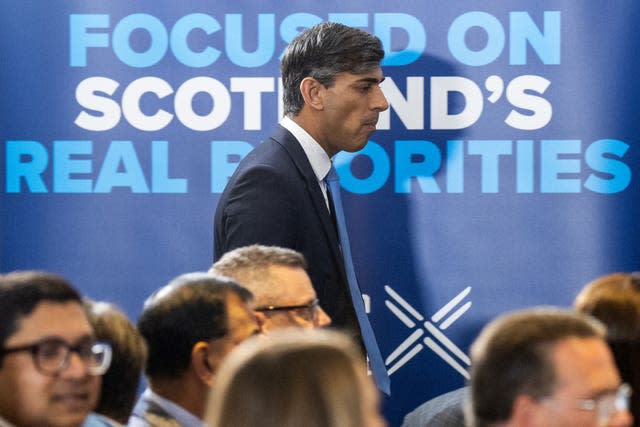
325,165 -> 391,396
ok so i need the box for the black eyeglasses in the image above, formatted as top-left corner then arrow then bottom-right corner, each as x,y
255,298 -> 320,323
1,337 -> 112,376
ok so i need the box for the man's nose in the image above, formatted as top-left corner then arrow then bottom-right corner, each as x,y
609,407 -> 634,427
373,85 -> 389,111
316,306 -> 332,328
61,351 -> 90,378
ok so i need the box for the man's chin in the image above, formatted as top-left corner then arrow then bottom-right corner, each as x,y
19,411 -> 89,427
48,401 -> 94,427
343,139 -> 370,153
47,412 -> 91,427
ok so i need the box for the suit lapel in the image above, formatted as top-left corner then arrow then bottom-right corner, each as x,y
271,125 -> 345,267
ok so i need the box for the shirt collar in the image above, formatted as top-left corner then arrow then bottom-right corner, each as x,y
280,116 -> 332,181
144,388 -> 206,427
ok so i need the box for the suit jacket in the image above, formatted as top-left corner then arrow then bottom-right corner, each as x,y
126,393 -> 183,427
214,124 -> 360,332
82,413 -> 121,427
401,387 -> 468,427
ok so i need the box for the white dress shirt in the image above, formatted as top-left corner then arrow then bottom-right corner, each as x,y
280,116 -> 333,210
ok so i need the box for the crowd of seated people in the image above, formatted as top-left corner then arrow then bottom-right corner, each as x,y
403,272 -> 640,427
0,245 -> 359,427
1,260 -> 638,427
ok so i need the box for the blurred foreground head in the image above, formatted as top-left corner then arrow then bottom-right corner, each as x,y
205,328 -> 387,427
469,306 -> 631,427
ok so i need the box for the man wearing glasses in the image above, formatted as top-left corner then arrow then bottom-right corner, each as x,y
209,245 -> 331,331
468,307 -> 632,427
0,271 -> 112,427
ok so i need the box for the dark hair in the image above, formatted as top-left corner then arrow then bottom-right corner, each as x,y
574,272 -> 640,427
281,22 -> 384,116
468,307 -> 605,427
137,272 -> 253,378
85,299 -> 148,424
0,271 -> 82,357
574,272 -> 640,341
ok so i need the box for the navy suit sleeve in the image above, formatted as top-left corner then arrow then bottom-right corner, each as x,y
219,163 -> 301,251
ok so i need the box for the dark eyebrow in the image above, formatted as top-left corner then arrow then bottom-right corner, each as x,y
38,333 -> 94,345
355,76 -> 385,85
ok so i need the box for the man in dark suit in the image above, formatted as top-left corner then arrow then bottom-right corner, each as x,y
214,22 -> 388,353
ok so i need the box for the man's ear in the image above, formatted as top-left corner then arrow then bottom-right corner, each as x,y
511,395 -> 547,427
253,311 -> 268,333
191,341 -> 215,386
300,77 -> 325,111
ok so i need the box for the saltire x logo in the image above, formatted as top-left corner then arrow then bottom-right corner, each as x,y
384,285 -> 472,378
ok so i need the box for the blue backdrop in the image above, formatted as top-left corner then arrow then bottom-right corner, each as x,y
2,2 -> 639,425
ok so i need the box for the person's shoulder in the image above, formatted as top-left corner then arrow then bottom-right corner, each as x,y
82,413 -> 118,427
126,406 -> 181,427
231,133 -> 296,173
230,135 -> 310,188
402,387 -> 468,427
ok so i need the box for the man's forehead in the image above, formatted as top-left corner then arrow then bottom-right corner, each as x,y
268,265 -> 315,295
552,336 -> 609,360
336,68 -> 384,83
7,301 -> 92,343
224,292 -> 253,319
550,336 -> 620,392
224,293 -> 259,334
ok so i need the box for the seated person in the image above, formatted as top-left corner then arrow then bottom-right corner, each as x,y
84,299 -> 147,426
574,272 -> 640,427
468,306 -> 632,427
209,245 -> 331,330
205,328 -> 387,427
0,271 -> 111,427
127,272 -> 259,427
